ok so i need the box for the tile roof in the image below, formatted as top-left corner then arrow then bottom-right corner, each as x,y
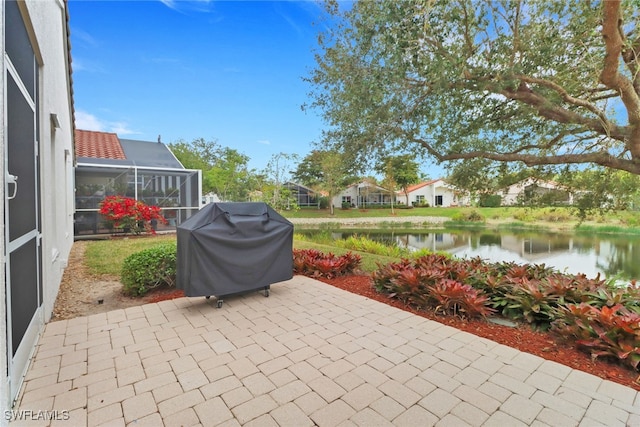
74,129 -> 126,160
403,179 -> 443,193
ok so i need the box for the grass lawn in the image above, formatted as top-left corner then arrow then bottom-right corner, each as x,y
84,233 -> 398,278
85,234 -> 176,277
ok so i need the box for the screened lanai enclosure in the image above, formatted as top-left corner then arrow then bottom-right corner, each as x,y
284,181 -> 321,208
74,131 -> 202,236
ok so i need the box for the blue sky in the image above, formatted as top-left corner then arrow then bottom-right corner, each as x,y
69,0 -> 330,174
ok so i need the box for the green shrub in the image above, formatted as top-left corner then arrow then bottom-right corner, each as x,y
511,208 -> 533,221
318,196 -> 329,209
621,212 -> 640,227
530,207 -> 573,222
451,209 -> 485,222
121,243 -> 177,296
478,194 -> 502,207
412,201 -> 430,207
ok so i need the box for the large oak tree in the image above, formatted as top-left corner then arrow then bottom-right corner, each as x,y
306,1 -> 640,174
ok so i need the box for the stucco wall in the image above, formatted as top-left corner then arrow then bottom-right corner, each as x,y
405,180 -> 465,207
405,184 -> 433,204
1,0 -> 74,421
332,185 -> 358,208
28,0 -> 75,322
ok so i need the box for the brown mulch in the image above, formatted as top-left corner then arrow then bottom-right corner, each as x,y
52,241 -> 181,320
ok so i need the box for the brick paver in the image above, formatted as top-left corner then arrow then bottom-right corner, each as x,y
10,276 -> 639,426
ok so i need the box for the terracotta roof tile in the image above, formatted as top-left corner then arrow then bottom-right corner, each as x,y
74,129 -> 126,160
404,179 -> 442,193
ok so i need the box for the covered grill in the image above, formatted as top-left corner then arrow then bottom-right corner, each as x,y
176,202 -> 293,307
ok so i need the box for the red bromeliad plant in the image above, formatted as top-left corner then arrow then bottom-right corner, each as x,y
427,279 -> 495,318
551,303 -> 640,370
99,196 -> 168,235
373,255 -> 496,319
292,249 -> 361,279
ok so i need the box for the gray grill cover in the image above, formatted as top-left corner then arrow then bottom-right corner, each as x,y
176,202 -> 293,297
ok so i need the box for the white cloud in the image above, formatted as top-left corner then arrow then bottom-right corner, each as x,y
258,140 -> 271,145
71,58 -> 86,72
274,5 -> 303,38
71,28 -> 98,48
159,0 -> 178,10
70,56 -> 105,74
110,122 -> 141,136
75,110 -> 105,131
159,0 -> 214,13
74,110 -> 140,135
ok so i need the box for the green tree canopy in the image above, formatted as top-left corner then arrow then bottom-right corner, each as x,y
169,138 -> 257,198
206,148 -> 254,202
292,149 -> 357,188
559,167 -> 640,211
375,155 -> 421,205
291,150 -> 327,188
446,159 -> 556,198
169,138 -> 220,172
307,1 -> 640,174
293,150 -> 359,214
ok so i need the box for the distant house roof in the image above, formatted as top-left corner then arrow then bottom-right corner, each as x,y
285,181 -> 316,193
350,181 -> 392,192
119,138 -> 184,169
75,129 -> 126,160
75,129 -> 184,169
403,179 -> 443,194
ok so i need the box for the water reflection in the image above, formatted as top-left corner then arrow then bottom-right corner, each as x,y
322,230 -> 640,280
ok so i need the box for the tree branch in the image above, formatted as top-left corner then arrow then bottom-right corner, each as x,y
498,83 -> 629,141
514,74 -> 611,128
621,34 -> 640,93
410,137 -> 640,174
600,0 -> 640,158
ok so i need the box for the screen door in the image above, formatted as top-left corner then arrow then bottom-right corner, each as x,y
5,0 -> 43,404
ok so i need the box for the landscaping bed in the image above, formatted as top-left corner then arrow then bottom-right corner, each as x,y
51,241 -> 173,320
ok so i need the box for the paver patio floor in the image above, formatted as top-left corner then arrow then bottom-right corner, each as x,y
9,276 -> 640,426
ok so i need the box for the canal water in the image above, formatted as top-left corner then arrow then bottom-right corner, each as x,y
314,230 -> 640,281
